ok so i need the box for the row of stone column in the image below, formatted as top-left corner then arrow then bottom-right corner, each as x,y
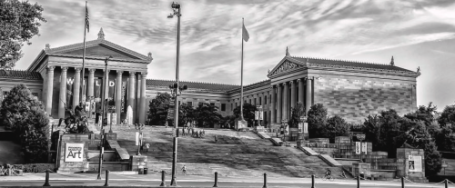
45,66 -> 148,124
270,77 -> 313,124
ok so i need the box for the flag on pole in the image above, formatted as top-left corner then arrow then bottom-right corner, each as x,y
85,2 -> 90,32
242,22 -> 249,42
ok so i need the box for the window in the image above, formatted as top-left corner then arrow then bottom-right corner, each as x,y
231,103 -> 233,110
265,96 -> 267,104
259,97 -> 262,105
254,98 -> 257,105
187,101 -> 193,106
221,103 -> 226,111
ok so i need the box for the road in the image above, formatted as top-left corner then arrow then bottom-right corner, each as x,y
0,179 -> 448,188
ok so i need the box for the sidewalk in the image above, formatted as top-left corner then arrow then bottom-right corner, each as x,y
0,172 -> 443,187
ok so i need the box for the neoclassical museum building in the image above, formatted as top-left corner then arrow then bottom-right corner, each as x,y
0,29 -> 421,126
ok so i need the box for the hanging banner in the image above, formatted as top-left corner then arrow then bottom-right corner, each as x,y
81,78 -> 87,102
65,143 -> 84,162
94,78 -> 101,99
355,142 -> 361,154
362,142 -> 368,154
108,79 -> 115,100
94,78 -> 101,112
408,155 -> 422,172
67,77 -> 74,109
303,122 -> 308,134
121,80 -> 127,113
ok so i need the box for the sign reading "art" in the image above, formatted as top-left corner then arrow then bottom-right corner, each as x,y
65,143 -> 84,162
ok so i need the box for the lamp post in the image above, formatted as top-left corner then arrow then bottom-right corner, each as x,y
97,56 -> 112,180
168,2 -> 183,186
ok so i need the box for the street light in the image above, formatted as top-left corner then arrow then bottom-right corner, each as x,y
97,55 -> 112,180
168,2 -> 182,186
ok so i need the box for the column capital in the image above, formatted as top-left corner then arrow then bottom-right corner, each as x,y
129,71 -> 136,76
47,66 -> 55,71
75,67 -> 81,72
116,70 -> 124,75
141,71 -> 148,77
103,69 -> 111,73
290,80 -> 294,85
88,68 -> 96,73
60,66 -> 68,71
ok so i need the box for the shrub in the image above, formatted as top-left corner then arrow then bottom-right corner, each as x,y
0,84 -> 49,162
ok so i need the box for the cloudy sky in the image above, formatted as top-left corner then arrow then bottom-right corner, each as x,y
17,0 -> 455,110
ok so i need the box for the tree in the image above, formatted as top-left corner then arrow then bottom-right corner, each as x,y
307,104 -> 328,138
325,115 -> 350,142
438,104 -> 455,128
179,103 -> 195,127
194,103 -> 222,128
405,102 -> 437,127
288,103 -> 305,128
148,92 -> 171,125
0,0 -> 46,68
0,84 -> 49,162
232,103 -> 257,127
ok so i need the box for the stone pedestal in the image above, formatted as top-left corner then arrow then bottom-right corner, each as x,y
396,148 -> 426,181
130,155 -> 148,172
105,133 -> 117,140
56,134 -> 90,173
235,119 -> 248,130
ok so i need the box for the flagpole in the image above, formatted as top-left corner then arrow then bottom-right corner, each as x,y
80,1 -> 88,107
240,18 -> 244,121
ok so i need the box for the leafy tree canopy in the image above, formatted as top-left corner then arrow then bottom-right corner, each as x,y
233,103 -> 257,127
0,0 -> 46,68
148,92 -> 171,125
0,84 -> 49,162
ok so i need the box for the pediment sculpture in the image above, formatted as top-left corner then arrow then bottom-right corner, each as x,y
271,61 -> 302,76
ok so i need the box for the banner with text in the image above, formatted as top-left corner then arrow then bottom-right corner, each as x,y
66,77 -> 74,109
65,143 -> 84,162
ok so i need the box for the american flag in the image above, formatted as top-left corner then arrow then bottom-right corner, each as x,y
85,3 -> 89,32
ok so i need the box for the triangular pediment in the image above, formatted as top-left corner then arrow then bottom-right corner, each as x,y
268,57 -> 306,78
45,39 -> 152,62
61,44 -> 140,60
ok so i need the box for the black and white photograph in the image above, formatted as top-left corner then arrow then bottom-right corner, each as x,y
1,0 -> 455,187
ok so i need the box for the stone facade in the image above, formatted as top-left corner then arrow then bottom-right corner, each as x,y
0,31 -> 420,126
314,76 -> 417,124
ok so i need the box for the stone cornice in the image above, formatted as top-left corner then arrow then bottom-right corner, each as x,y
267,56 -> 420,79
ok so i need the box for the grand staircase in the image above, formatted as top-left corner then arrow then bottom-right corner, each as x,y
114,127 -> 345,178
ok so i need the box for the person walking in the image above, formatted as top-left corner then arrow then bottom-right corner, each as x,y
181,165 -> 187,175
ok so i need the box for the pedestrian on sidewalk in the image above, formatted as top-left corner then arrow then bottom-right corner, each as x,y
181,165 -> 187,175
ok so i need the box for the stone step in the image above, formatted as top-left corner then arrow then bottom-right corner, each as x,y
319,154 -> 342,167
299,146 -> 320,156
270,138 -> 283,146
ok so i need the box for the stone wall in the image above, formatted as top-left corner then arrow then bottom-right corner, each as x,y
314,76 -> 417,124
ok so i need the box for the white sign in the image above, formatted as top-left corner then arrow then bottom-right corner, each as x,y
65,143 -> 84,162
135,132 -> 139,146
303,122 -> 308,134
408,155 -> 422,172
355,142 -> 361,154
255,111 -> 263,120
362,142 -> 368,154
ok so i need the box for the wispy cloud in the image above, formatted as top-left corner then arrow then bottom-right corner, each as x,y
14,0 -> 455,108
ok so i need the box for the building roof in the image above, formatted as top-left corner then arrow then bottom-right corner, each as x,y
0,70 -> 42,81
228,80 -> 271,93
147,79 -> 239,91
290,56 -> 415,73
28,28 -> 153,72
